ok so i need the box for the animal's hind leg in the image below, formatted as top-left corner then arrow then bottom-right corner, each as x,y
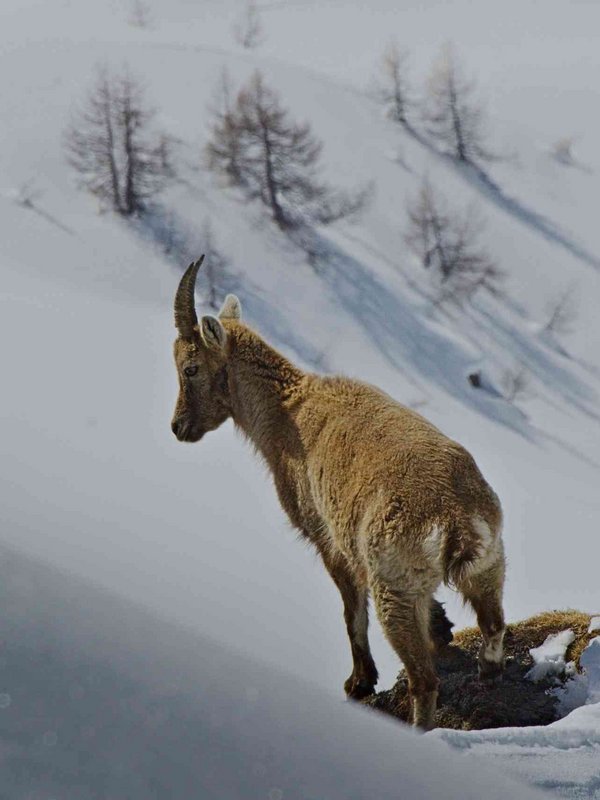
320,549 -> 378,699
430,599 -> 454,650
371,580 -> 439,730
459,554 -> 506,680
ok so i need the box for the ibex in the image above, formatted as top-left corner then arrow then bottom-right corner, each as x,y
171,257 -> 506,729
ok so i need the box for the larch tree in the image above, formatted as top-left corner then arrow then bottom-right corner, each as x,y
206,68 -> 245,186
128,0 -> 152,28
404,179 -> 503,302
377,42 -> 412,127
424,45 -> 489,164
65,67 -> 173,216
233,1 -> 264,49
206,71 -> 369,230
543,285 -> 577,335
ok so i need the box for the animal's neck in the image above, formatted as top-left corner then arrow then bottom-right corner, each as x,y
225,322 -> 305,465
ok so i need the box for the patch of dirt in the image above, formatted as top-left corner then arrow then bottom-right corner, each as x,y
363,609 -> 597,730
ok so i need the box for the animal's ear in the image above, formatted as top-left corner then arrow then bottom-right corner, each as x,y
218,294 -> 242,320
200,315 -> 227,351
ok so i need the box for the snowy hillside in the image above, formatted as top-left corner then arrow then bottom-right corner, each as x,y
0,547 -> 558,800
1,1 -> 599,797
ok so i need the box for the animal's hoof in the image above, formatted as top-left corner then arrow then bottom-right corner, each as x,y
413,719 -> 435,733
344,675 -> 375,700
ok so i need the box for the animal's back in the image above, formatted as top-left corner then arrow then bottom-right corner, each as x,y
302,375 -> 501,566
304,374 -> 480,493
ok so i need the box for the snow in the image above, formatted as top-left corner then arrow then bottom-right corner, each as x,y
0,549 -> 551,800
526,629 -> 576,683
521,626 -> 596,719
589,617 -> 600,634
433,637 -> 600,799
1,0 -> 599,796
581,638 -> 600,704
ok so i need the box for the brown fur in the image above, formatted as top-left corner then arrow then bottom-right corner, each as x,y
172,305 -> 506,729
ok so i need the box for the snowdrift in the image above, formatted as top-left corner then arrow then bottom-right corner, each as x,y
0,547 -> 548,800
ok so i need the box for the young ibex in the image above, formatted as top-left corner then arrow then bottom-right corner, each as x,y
171,257 -> 506,729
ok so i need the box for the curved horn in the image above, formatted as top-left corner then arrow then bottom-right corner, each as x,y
174,255 -> 205,339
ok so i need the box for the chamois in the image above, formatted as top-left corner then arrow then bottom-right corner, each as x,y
171,257 -> 506,730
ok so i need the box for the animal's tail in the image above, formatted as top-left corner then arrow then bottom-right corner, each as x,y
442,513 -> 501,588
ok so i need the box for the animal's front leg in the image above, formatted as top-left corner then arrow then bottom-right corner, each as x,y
319,548 -> 378,700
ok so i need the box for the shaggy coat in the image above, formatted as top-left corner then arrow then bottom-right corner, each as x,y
171,260 -> 506,729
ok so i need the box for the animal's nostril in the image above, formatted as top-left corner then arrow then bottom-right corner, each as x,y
171,419 -> 180,436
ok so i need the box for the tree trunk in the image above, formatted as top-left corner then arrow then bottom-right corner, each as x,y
101,87 -> 123,214
260,120 -> 286,228
123,101 -> 137,216
430,212 -> 450,278
448,81 -> 467,162
393,72 -> 406,124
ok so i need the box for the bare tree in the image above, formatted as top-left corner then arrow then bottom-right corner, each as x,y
233,1 -> 264,49
405,179 -> 503,302
376,42 -> 412,127
128,0 -> 152,28
15,179 -> 43,210
206,68 -> 245,186
207,71 -> 369,230
65,69 -> 123,214
232,71 -> 319,228
118,72 -> 174,215
65,67 -> 173,216
424,44 -> 489,164
543,285 -> 577,335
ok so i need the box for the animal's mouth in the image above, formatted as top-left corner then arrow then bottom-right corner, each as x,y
178,428 -> 205,443
173,421 -> 205,443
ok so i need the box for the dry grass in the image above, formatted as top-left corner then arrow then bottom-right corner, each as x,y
455,609 -> 596,669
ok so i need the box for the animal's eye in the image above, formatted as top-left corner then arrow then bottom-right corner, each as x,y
184,365 -> 198,378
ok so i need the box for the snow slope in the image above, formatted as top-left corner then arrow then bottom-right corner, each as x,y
0,547 -> 554,799
1,1 -> 599,796
433,665 -> 600,800
428,634 -> 600,798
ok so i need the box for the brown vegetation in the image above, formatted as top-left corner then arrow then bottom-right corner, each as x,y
364,609 -> 598,730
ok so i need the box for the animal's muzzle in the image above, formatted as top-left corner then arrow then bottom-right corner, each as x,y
171,417 -> 203,442
171,418 -> 183,438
